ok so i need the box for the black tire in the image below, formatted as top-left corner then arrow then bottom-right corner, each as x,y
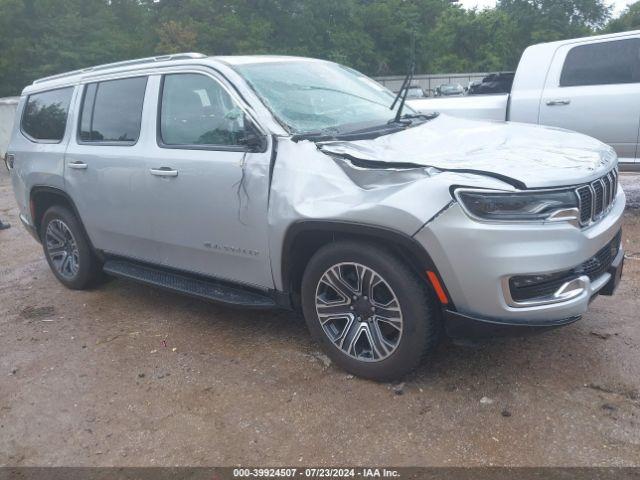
40,205 -> 102,290
301,240 -> 441,381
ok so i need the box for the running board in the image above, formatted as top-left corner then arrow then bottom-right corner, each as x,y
103,259 -> 277,308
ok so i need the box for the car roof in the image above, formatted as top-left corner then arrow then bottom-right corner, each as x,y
214,55 -> 323,65
23,53 -> 326,95
532,29 -> 640,49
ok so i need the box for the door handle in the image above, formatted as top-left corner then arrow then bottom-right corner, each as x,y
150,167 -> 178,177
546,99 -> 571,106
67,161 -> 88,170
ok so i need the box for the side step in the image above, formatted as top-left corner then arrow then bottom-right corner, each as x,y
103,259 -> 277,309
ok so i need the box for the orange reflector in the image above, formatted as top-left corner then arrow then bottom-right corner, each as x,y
427,271 -> 449,305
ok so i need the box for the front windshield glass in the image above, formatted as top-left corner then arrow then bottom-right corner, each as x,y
234,60 -> 413,134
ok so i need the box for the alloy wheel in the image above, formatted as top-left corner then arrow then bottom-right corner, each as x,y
45,219 -> 80,279
315,262 -> 403,362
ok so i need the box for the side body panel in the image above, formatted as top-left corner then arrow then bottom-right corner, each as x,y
8,57 -> 290,293
267,138 -> 511,291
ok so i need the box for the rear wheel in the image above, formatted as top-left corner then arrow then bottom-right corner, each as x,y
41,205 -> 102,289
301,241 -> 441,381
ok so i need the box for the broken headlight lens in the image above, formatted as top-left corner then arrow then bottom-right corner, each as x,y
456,189 -> 579,222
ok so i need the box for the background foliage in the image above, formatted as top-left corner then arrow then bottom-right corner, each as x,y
0,0 -> 638,96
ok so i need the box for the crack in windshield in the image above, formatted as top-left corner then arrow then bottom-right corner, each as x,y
235,60 -> 424,139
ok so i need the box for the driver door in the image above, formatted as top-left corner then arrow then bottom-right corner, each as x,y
144,72 -> 274,289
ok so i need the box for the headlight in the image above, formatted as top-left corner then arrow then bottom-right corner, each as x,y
455,189 -> 579,222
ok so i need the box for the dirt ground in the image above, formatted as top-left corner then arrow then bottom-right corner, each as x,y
0,167 -> 639,467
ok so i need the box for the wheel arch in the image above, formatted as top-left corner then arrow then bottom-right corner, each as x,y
29,186 -> 97,253
280,220 -> 453,310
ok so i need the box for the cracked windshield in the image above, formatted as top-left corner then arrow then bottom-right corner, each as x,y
236,60 -> 408,134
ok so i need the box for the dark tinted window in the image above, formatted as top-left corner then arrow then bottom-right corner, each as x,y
560,39 -> 640,87
22,87 -> 73,141
160,73 -> 245,146
79,76 -> 147,143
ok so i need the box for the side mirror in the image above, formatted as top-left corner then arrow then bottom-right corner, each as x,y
240,116 -> 267,153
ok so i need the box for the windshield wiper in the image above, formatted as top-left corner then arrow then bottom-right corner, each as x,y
292,122 -> 407,143
389,112 -> 439,124
389,60 -> 415,124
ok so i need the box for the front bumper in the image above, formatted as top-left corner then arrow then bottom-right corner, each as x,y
443,310 -> 582,339
443,245 -> 623,338
414,187 -> 625,330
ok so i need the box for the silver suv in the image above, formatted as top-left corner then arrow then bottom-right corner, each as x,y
6,54 -> 625,380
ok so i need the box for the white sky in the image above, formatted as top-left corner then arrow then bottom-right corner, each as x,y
456,0 -> 635,17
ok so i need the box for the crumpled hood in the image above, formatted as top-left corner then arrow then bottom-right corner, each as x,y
318,115 -> 617,189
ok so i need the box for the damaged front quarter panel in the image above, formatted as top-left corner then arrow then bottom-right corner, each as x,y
328,153 -> 442,190
266,137 -> 514,291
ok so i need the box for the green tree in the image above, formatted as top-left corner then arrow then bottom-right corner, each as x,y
0,0 -> 153,96
0,0 -> 626,96
606,1 -> 640,32
496,0 -> 611,66
426,7 -> 517,72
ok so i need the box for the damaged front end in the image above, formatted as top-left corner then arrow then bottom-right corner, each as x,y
266,133 -> 517,296
316,114 -> 617,189
267,113 -> 623,341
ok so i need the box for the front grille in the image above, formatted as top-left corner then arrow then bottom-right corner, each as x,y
576,186 -> 593,224
577,168 -> 618,226
593,181 -> 604,216
509,230 -> 622,302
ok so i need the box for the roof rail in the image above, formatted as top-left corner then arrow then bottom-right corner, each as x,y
33,52 -> 208,85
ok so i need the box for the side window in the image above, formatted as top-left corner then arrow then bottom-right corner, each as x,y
560,38 -> 640,87
79,76 -> 147,143
22,87 -> 74,142
159,73 -> 246,147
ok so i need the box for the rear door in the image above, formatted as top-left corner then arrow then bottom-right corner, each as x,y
539,37 -> 640,164
64,76 -> 158,261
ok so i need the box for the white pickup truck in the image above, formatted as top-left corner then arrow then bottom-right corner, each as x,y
408,30 -> 640,167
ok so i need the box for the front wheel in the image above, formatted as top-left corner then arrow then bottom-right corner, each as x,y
301,241 -> 441,381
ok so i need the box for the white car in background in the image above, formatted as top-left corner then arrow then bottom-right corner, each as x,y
409,30 -> 640,168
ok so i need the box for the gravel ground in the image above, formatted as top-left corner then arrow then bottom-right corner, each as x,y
622,172 -> 640,209
0,169 -> 639,467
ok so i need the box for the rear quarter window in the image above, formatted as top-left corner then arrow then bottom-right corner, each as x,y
21,87 -> 74,142
560,38 -> 640,87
